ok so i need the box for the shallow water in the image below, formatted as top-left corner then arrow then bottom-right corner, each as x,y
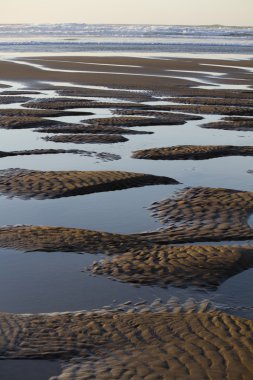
0,73 -> 252,320
0,360 -> 60,380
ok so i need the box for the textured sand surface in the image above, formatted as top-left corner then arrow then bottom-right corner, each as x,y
168,97 -> 253,107
0,225 -> 149,254
57,88 -> 153,102
133,145 -> 253,160
37,124 -> 153,135
25,98 -> 141,110
0,307 -> 252,379
0,117 -> 92,130
0,169 -> 178,199
0,108 -> 93,117
0,96 -> 32,104
144,187 -> 253,243
0,149 -> 120,161
112,109 -> 203,121
0,116 -> 59,129
150,104 -> 253,116
201,119 -> 253,131
86,114 -> 202,127
90,245 -> 253,289
43,133 -> 129,144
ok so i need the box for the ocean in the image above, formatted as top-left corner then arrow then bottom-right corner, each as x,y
0,23 -> 252,56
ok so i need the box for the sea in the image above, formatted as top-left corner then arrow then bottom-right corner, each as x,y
0,23 -> 252,57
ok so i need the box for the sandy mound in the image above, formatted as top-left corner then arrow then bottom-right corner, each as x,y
201,118 -> 253,131
0,169 -> 178,199
133,145 -> 253,160
143,187 -> 253,243
0,96 -> 32,104
90,245 -> 253,289
0,225 -> 150,254
150,104 -> 253,116
0,149 -> 120,162
86,114 -> 202,127
37,124 -> 153,135
43,133 -> 129,144
0,306 -> 252,379
25,98 -> 140,110
168,96 -> 253,107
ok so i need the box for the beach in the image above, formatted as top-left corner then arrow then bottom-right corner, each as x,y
0,54 -> 252,379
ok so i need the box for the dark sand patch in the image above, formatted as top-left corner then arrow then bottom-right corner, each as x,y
0,96 -> 32,104
144,187 -> 253,243
0,117 -> 96,131
133,145 -> 253,160
0,148 -> 87,158
0,116 -> 54,129
168,97 -> 253,107
0,307 -> 252,379
0,169 -> 178,199
0,149 -> 120,162
57,88 -> 153,102
224,117 -> 253,121
86,114 -> 202,128
0,117 -> 90,130
0,226 -> 149,254
112,109 -> 203,122
43,134 -> 129,144
24,98 -> 141,110
0,108 -> 93,118
164,88 -> 253,99
201,119 -> 253,132
90,245 -> 253,289
1,90 -> 41,95
37,124 -> 153,135
150,104 -> 253,116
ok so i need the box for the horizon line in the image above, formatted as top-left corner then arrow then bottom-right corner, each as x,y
0,22 -> 252,28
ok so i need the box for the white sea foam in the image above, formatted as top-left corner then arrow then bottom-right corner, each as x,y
0,24 -> 252,55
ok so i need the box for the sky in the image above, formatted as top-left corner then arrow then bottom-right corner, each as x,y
1,0 -> 253,26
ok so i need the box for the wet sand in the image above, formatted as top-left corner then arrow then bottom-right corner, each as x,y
0,169 -> 178,199
0,55 -> 252,379
0,96 -> 32,104
0,56 -> 252,93
43,133 -> 129,144
0,305 -> 253,379
133,145 -> 253,160
90,245 -> 253,288
37,124 -> 153,135
202,118 -> 253,131
146,187 -> 253,243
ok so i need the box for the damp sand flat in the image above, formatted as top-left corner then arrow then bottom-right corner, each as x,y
1,56 -> 252,93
